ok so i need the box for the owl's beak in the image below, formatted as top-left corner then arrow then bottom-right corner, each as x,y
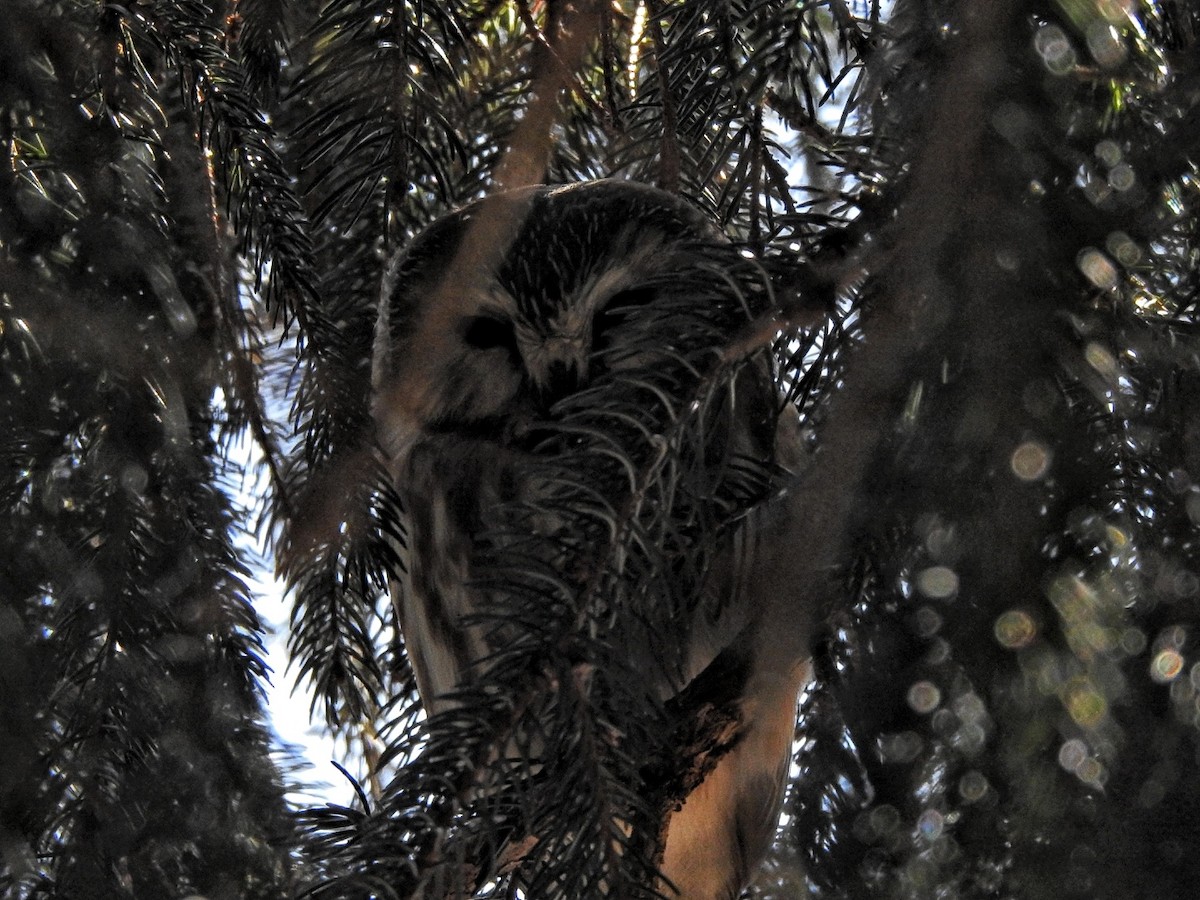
534,337 -> 589,406
546,359 -> 581,397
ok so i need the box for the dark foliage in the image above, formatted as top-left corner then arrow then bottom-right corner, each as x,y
2,0 -> 1199,898
0,0 -> 302,895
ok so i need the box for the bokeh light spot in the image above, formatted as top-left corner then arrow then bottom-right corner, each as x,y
1085,21 -> 1127,68
869,804 -> 901,838
959,770 -> 989,802
1065,678 -> 1107,728
1151,649 -> 1184,684
1077,249 -> 1120,291
1034,24 -> 1077,73
120,463 -> 149,495
907,681 -> 942,714
1011,440 -> 1051,480
1105,524 -> 1129,548
913,605 -> 943,637
1059,738 -> 1087,770
916,566 -> 959,600
1105,230 -> 1142,266
1094,139 -> 1122,167
1084,342 -> 1122,387
917,809 -> 944,841
1107,162 -> 1136,192
1185,491 -> 1200,526
1120,627 -> 1147,655
1077,756 -> 1107,788
995,609 -> 1037,649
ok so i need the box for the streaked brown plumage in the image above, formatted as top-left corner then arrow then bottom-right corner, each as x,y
372,181 -> 809,899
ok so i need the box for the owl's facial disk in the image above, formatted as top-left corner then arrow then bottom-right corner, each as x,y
452,279 -> 654,425
378,183 -> 722,456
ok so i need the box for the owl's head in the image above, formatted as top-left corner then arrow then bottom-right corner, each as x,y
372,182 -> 746,454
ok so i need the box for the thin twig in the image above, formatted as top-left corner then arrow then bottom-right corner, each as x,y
647,3 -> 680,192
514,0 -> 613,134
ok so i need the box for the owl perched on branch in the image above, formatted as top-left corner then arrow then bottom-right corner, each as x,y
372,181 -> 812,899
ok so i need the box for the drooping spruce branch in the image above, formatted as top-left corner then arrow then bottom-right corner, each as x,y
0,2 -> 301,895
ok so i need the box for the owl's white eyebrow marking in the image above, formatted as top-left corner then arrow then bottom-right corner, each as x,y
572,227 -> 674,312
546,304 -> 593,341
577,264 -> 637,315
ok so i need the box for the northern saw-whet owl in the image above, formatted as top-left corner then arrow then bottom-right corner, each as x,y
372,181 -> 810,899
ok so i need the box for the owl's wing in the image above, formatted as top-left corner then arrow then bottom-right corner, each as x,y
388,435 -> 527,709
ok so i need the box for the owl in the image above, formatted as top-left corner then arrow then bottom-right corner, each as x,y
372,181 -> 811,900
